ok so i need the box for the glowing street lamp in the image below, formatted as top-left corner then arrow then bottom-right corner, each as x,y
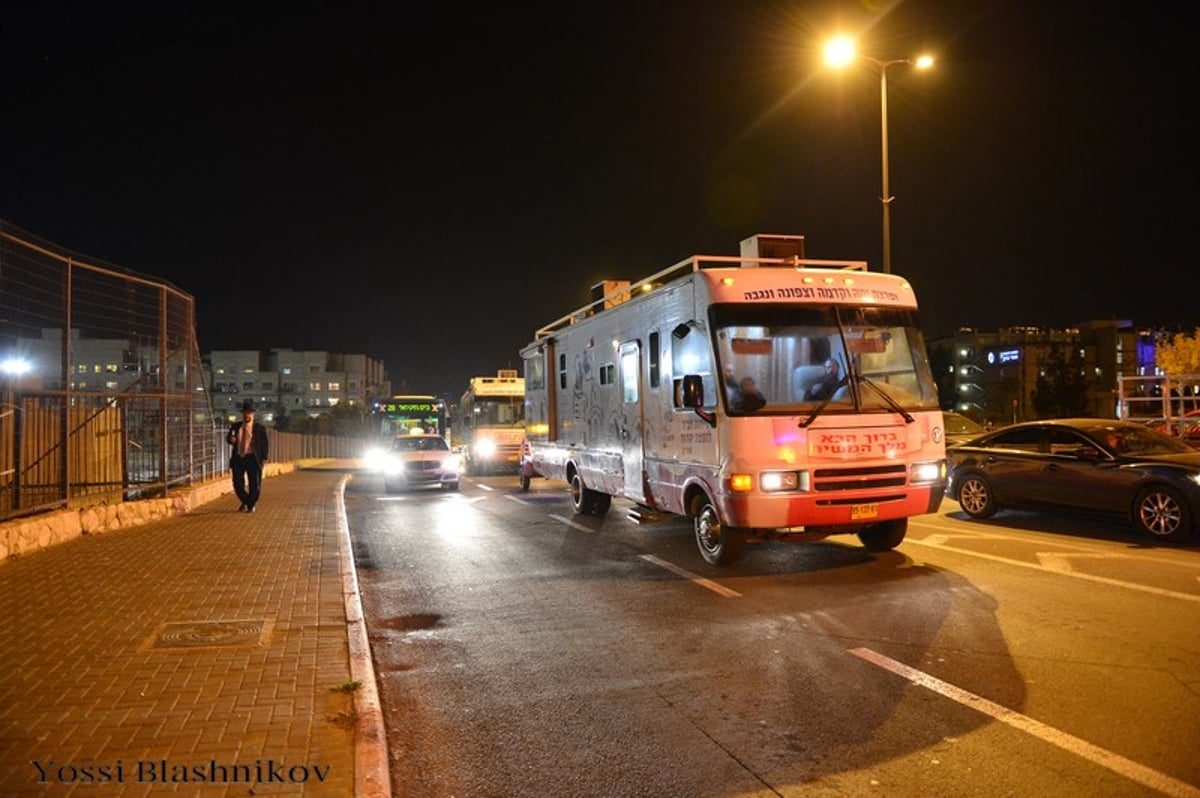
824,36 -> 933,273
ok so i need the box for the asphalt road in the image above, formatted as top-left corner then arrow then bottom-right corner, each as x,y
346,473 -> 1200,798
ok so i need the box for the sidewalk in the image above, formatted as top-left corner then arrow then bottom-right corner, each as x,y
0,466 -> 387,796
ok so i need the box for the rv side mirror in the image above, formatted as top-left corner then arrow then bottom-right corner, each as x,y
681,375 -> 716,428
681,375 -> 705,408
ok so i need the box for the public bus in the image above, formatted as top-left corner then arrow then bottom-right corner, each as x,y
520,234 -> 947,565
371,395 -> 449,441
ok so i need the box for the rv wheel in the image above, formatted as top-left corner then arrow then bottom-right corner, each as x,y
570,472 -> 611,516
693,498 -> 746,565
857,519 -> 907,552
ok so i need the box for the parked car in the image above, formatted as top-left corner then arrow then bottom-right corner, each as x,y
941,411 -> 988,447
380,434 -> 461,492
1144,409 -> 1200,450
946,418 -> 1200,542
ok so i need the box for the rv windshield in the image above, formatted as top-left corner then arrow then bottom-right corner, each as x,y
712,304 -> 940,415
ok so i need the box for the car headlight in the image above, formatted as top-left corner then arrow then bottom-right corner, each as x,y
363,447 -> 386,471
475,439 -> 497,458
382,457 -> 404,476
444,454 -> 463,474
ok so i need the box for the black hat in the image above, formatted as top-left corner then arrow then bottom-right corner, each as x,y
240,400 -> 257,412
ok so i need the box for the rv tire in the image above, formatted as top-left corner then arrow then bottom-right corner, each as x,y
857,519 -> 907,552
570,472 -> 611,516
693,497 -> 746,565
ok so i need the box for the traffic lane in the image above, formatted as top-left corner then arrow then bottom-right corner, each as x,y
344,475 -> 1200,796
903,507 -> 1200,789
485,477 -> 1200,794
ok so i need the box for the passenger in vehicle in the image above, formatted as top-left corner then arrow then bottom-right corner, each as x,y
733,377 -> 766,411
805,358 -> 842,401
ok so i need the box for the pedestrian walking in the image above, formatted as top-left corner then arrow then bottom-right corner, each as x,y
228,399 -> 269,512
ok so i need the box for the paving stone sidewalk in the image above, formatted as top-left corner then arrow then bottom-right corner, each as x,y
0,469 -> 358,796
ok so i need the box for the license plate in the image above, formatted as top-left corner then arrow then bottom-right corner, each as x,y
851,503 -> 879,520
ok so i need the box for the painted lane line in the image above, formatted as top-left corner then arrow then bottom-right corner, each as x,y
549,513 -> 597,534
639,554 -> 742,598
904,537 -> 1200,604
505,494 -> 531,505
476,482 -> 495,492
849,647 -> 1200,798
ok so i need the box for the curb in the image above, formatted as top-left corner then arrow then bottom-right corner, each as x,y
335,474 -> 392,797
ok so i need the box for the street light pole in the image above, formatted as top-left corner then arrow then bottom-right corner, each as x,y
871,57 -> 908,274
823,38 -> 932,274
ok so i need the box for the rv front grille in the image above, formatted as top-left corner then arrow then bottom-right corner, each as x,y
811,464 -> 907,492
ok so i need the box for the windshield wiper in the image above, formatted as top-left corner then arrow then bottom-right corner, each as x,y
857,376 -> 915,423
797,376 -> 848,428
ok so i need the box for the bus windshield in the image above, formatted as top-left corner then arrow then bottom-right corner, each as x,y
712,304 -> 940,415
471,395 -> 525,427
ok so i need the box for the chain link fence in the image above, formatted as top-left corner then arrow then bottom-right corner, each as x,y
0,220 -> 360,522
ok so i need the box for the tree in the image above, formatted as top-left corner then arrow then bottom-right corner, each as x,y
1156,328 -> 1200,374
1156,328 -> 1200,414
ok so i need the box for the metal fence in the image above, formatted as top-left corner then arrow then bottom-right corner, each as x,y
0,220 -> 360,522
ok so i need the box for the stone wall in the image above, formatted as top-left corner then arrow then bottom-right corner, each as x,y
0,461 -> 298,562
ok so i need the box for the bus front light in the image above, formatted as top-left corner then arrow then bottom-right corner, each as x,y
475,439 -> 497,458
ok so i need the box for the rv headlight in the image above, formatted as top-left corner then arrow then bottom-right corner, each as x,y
475,439 -> 497,458
760,471 -> 799,492
910,459 -> 947,484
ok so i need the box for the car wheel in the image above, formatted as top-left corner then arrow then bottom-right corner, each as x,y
1134,485 -> 1192,542
692,495 -> 746,565
858,519 -> 907,552
956,473 -> 997,519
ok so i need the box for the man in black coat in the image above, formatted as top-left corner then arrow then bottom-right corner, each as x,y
228,399 -> 269,512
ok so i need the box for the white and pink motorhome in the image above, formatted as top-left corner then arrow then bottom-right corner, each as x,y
520,234 -> 947,565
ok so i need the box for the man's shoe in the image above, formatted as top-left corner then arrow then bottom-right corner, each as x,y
248,506 -> 256,513
239,504 -> 247,512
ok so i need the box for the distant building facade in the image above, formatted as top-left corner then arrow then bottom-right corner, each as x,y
928,321 -> 1174,425
205,348 -> 390,424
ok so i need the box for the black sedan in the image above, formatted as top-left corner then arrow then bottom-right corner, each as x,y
946,418 -> 1200,542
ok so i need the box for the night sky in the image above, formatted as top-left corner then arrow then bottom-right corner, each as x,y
2,1 -> 1197,399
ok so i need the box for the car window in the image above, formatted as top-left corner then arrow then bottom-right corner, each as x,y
983,427 -> 1042,452
944,413 -> 984,435
391,437 -> 448,452
1048,428 -> 1102,457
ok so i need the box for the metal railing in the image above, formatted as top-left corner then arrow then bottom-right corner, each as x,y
0,221 -> 361,521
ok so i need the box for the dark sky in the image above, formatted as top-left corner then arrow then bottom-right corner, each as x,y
3,0 -> 1197,399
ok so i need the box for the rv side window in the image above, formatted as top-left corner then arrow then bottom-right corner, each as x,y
670,324 -> 715,409
599,363 -> 615,386
620,344 -> 638,403
558,353 -> 567,390
648,331 -> 660,389
524,355 -> 544,390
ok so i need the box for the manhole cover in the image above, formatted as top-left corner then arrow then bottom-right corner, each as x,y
147,619 -> 272,650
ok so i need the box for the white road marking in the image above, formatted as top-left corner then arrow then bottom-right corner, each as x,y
476,482 -> 495,492
639,554 -> 742,598
850,647 -> 1200,798
904,534 -> 1200,603
549,513 -> 597,534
